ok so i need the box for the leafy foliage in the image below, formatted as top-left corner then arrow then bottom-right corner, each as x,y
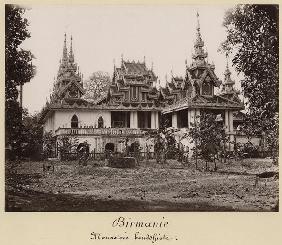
220,4 -> 278,161
83,71 -> 111,102
21,110 -> 44,160
188,113 -> 228,168
58,135 -> 79,160
5,5 -> 35,158
147,117 -> 179,163
42,131 -> 57,158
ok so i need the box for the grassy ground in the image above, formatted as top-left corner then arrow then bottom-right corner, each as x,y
5,158 -> 279,212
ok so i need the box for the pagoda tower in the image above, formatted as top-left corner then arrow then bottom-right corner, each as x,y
221,58 -> 238,95
51,34 -> 85,103
185,12 -> 221,97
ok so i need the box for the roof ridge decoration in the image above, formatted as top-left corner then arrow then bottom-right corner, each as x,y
69,35 -> 74,63
191,11 -> 208,67
62,33 -> 68,65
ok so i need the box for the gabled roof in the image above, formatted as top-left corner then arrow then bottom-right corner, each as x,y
59,80 -> 85,97
123,62 -> 147,74
197,67 -> 221,87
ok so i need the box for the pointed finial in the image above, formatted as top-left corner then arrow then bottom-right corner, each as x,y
165,73 -> 168,82
62,33 -> 68,64
143,56 -> 146,64
121,54 -> 124,63
69,35 -> 74,63
196,11 -> 200,31
113,58 -> 116,68
151,61 -> 154,71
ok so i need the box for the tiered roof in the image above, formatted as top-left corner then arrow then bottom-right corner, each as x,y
41,14 -> 244,124
99,57 -> 161,109
50,34 -> 85,104
161,12 -> 243,113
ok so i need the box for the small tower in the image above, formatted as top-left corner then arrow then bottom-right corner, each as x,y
69,35 -> 74,63
62,33 -> 68,66
51,33 -> 84,102
184,11 -> 221,97
221,57 -> 237,94
191,12 -> 208,67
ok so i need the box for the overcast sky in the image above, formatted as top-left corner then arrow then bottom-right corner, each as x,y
21,4 -> 241,113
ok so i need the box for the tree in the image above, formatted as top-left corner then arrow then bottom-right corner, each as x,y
146,117 -> 179,164
220,4 -> 278,161
5,5 -> 35,158
21,110 -> 44,160
188,113 -> 228,171
83,71 -> 111,102
42,131 -> 57,158
57,135 -> 79,160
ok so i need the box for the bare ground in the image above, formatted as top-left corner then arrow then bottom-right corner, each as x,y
5,158 -> 279,212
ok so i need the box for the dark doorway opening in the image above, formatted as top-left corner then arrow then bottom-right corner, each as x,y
105,143 -> 115,152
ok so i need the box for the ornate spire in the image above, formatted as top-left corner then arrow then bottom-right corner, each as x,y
191,11 -> 208,66
224,55 -> 234,85
222,55 -> 236,94
69,35 -> 74,63
62,33 -> 68,65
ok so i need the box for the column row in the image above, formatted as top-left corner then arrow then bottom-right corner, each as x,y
129,111 -> 159,129
151,111 -> 159,129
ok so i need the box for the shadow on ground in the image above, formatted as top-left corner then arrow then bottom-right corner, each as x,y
6,187 -> 238,212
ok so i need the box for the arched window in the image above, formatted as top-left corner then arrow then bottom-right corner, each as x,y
71,115 -> 78,128
98,116 -> 104,128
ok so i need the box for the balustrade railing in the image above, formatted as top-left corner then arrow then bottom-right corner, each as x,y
55,127 -> 155,136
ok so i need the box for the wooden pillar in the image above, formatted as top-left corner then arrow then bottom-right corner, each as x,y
130,111 -> 134,128
172,112 -> 178,128
229,110 -> 234,151
134,111 -> 138,128
155,112 -> 159,129
144,112 -> 148,128
187,110 -> 191,128
229,111 -> 234,132
151,111 -> 156,129
225,110 -> 229,132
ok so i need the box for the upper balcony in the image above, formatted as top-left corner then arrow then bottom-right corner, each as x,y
55,127 -> 156,137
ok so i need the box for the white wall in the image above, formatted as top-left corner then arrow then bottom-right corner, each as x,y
43,113 -> 55,133
56,135 -> 155,153
50,110 -> 111,130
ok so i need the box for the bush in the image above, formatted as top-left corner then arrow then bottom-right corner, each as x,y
236,142 -> 260,158
108,156 -> 137,168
